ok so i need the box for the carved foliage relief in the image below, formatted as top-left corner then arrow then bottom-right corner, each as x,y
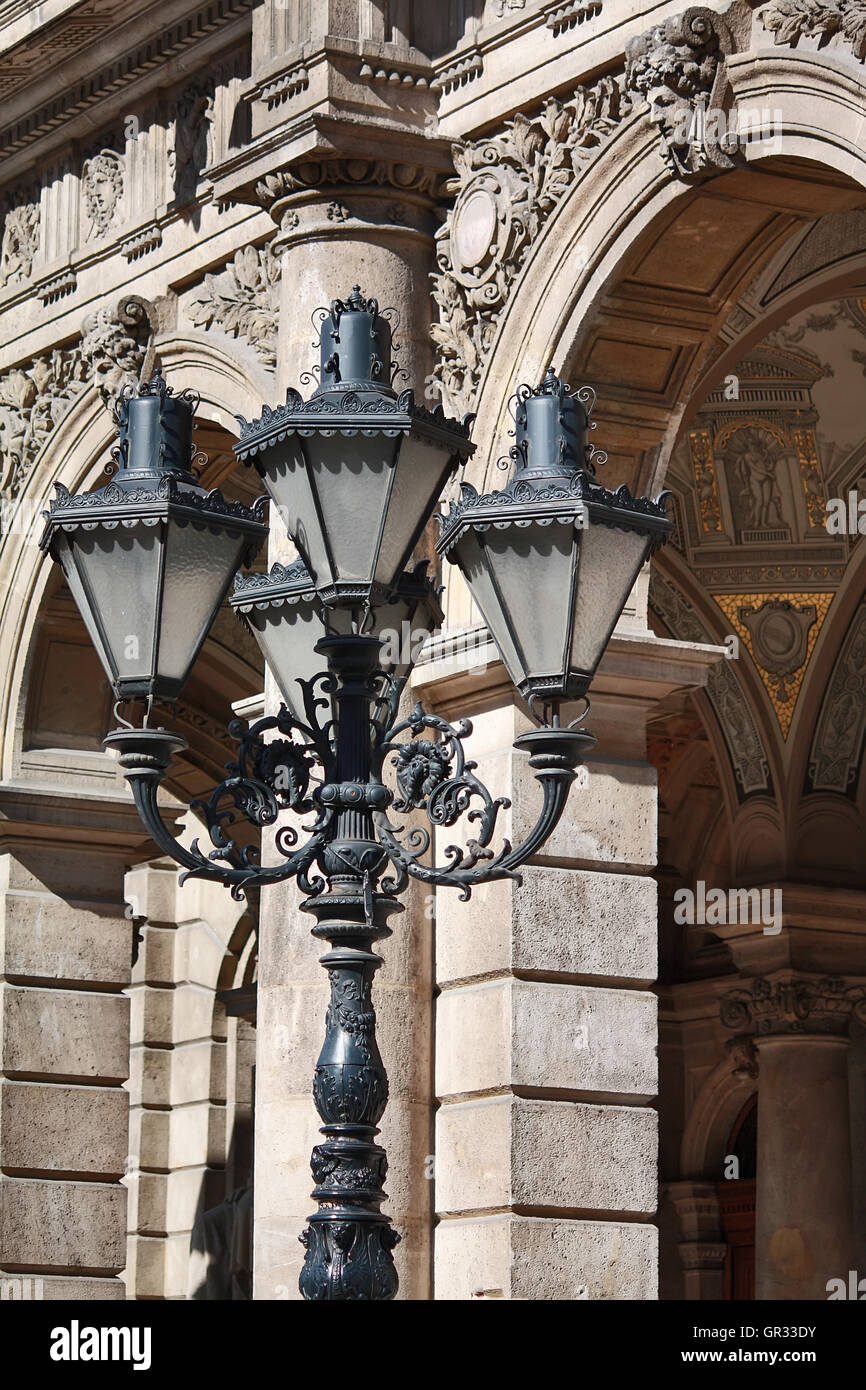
431,77 -> 629,413
759,0 -> 866,62
188,242 -> 280,368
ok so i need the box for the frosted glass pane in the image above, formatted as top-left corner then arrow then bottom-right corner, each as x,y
56,537 -> 116,684
307,434 -> 397,583
480,523 -> 574,678
72,527 -> 160,681
569,525 -> 650,675
261,440 -> 331,585
159,522 -> 247,684
451,529 -> 525,687
247,603 -> 328,723
375,437 -> 454,587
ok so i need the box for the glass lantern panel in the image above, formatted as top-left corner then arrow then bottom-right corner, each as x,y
55,534 -> 116,686
569,523 -> 652,677
245,601 -> 329,723
450,528 -> 526,688
306,433 -> 400,585
479,522 -> 575,681
259,439 -> 332,585
373,436 -> 456,590
158,520 -> 250,685
68,525 -> 162,684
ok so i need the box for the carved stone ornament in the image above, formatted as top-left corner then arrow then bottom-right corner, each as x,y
808,601 -> 866,792
82,148 -> 124,238
171,78 -> 216,204
759,0 -> 866,62
720,975 -> 866,1036
625,7 -> 734,178
725,1035 -> 759,1079
0,294 -> 162,507
80,297 -> 159,405
0,196 -> 40,288
188,242 -> 280,368
431,76 -> 630,413
0,350 -> 87,501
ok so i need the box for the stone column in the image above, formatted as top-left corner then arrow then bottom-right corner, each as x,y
756,1032 -> 853,1299
722,974 -> 863,1300
251,162 -> 443,1302
414,629 -> 721,1299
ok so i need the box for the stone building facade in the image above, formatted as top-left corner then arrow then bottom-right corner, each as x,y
0,0 -> 865,1301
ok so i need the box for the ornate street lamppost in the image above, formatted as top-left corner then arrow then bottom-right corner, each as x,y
41,286 -> 671,1301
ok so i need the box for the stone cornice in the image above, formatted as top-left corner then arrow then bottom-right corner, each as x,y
0,0 -> 253,175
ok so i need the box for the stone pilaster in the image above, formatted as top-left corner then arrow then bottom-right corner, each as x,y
416,628 -> 722,1299
666,1181 -> 726,1300
0,843 -> 131,1299
122,856 -> 251,1300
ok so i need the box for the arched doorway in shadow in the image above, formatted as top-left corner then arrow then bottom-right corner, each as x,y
718,1095 -> 757,1301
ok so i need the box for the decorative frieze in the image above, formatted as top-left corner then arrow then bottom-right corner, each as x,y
543,1 -> 603,35
188,243 -> 280,368
260,64 -> 310,109
80,297 -> 158,405
759,0 -> 866,63
431,76 -> 629,412
36,269 -> 77,304
625,8 -> 733,178
0,296 -> 159,505
170,80 -> 215,204
433,48 -> 483,94
121,223 -> 163,262
721,975 -> 866,1036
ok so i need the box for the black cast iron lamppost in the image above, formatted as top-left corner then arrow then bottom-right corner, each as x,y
40,286 -> 671,1301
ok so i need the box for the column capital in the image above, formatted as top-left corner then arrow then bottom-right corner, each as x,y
720,973 -> 866,1039
255,155 -> 445,254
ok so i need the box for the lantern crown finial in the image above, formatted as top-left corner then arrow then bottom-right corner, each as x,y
112,371 -> 199,478
510,368 -> 594,484
316,284 -> 394,395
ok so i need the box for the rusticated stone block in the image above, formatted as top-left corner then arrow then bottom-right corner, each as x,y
435,867 -> 656,986
0,1177 -> 126,1272
0,986 -> 129,1083
436,1095 -> 656,1215
435,1213 -> 657,1300
0,1080 -> 127,1177
436,979 -> 656,1100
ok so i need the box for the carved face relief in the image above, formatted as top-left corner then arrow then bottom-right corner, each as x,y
83,151 -> 123,237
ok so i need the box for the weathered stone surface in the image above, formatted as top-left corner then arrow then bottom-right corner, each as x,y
436,1095 -> 657,1215
0,1080 -> 127,1176
436,867 -> 657,986
0,986 -> 129,1083
436,979 -> 657,1100
0,892 -> 130,986
0,1177 -> 126,1272
434,1214 -> 658,1300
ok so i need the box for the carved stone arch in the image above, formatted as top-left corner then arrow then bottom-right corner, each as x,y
680,1044 -> 758,1180
460,49 -> 866,510
649,553 -> 779,811
786,547 -> 866,802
